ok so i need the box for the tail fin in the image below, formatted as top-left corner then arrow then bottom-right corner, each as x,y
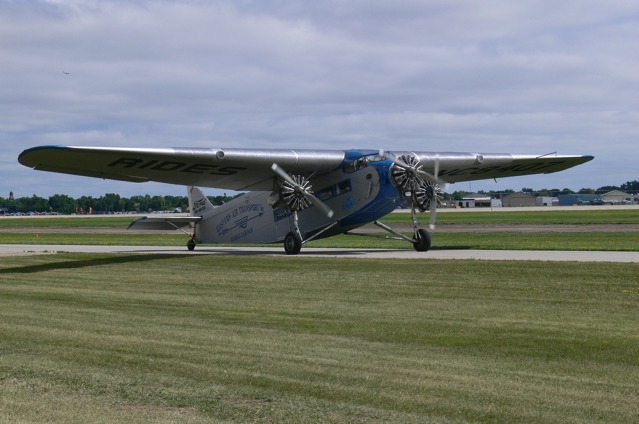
188,186 -> 216,217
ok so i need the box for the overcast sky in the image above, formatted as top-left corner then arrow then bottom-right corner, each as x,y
2,0 -> 638,199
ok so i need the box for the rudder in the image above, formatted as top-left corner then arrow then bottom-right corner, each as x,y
188,186 -> 216,217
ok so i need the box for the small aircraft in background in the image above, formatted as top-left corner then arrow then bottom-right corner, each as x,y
19,146 -> 593,254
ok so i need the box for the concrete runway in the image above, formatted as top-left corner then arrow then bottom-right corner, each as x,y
1,244 -> 638,262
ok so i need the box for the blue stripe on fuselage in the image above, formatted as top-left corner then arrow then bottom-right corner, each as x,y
338,153 -> 401,227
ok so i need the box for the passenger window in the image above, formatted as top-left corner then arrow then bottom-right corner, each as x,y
317,186 -> 333,200
336,180 -> 351,195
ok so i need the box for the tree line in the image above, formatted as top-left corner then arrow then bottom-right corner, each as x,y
1,180 -> 636,214
0,193 -> 238,214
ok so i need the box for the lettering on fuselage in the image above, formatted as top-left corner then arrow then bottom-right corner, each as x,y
438,161 -> 566,178
107,157 -> 247,176
215,204 -> 265,241
231,228 -> 254,242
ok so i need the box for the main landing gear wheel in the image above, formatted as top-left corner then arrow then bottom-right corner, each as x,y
413,229 -> 431,252
187,239 -> 196,251
284,232 -> 302,255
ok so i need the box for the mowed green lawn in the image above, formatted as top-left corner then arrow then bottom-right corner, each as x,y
1,254 -> 638,423
1,208 -> 636,227
1,208 -> 639,251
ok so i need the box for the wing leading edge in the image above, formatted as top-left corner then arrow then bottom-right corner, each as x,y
18,146 -> 346,191
405,152 -> 594,183
18,145 -> 593,189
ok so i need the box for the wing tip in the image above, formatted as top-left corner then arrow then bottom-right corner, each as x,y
18,145 -> 67,166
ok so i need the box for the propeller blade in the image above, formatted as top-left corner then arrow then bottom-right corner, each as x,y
271,163 -> 297,187
382,151 -> 443,230
429,156 -> 439,230
416,169 -> 439,183
307,193 -> 334,218
416,157 -> 446,185
379,149 -> 411,170
429,195 -> 437,230
382,150 -> 445,185
271,163 -> 334,218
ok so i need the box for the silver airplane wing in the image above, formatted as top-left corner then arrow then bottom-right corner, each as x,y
399,151 -> 594,183
18,145 -> 593,189
18,146 -> 346,191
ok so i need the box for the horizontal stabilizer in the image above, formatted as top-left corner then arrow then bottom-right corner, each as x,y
127,215 -> 201,231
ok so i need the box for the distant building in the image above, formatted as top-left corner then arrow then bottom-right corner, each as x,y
601,190 -> 631,204
456,193 -> 492,208
536,196 -> 558,207
502,192 -> 536,207
558,194 -> 600,206
440,199 -> 457,208
456,199 -> 476,208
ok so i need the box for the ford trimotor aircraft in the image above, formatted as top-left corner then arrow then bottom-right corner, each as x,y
18,146 -> 593,254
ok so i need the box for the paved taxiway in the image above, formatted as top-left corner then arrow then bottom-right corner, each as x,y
1,244 -> 637,262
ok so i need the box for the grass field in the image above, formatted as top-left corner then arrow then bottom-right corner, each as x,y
1,254 -> 638,423
1,209 -> 638,422
1,208 -> 637,228
1,209 -> 639,251
386,208 -> 639,225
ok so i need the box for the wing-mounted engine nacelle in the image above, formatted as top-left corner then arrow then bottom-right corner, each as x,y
388,153 -> 443,212
269,172 -> 314,213
269,163 -> 335,254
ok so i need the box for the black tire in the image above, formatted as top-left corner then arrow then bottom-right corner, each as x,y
413,229 -> 431,252
187,239 -> 196,251
284,232 -> 302,255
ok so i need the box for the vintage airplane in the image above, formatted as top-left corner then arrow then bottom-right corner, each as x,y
18,146 -> 593,254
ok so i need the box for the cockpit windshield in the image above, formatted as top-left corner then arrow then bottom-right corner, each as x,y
343,153 -> 386,173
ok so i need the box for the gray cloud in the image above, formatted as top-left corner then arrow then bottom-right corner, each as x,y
2,0 -> 637,197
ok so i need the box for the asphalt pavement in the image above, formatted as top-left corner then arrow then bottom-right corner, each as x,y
1,244 -> 638,262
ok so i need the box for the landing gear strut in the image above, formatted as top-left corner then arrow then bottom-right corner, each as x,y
282,210 -> 338,255
367,205 -> 432,252
381,151 -> 445,251
410,204 -> 431,252
271,163 -> 335,255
